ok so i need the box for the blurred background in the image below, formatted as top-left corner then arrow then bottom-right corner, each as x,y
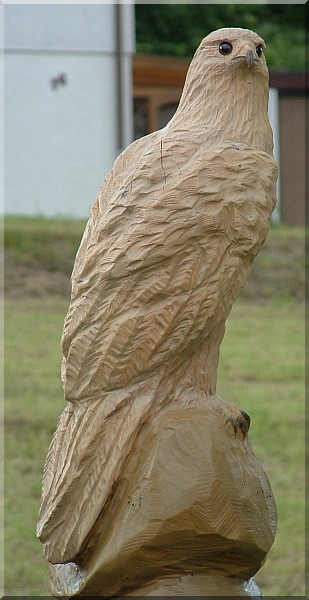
4,4 -> 305,597
4,3 -> 307,225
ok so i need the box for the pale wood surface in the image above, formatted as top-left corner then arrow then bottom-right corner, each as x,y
37,27 -> 278,596
48,398 -> 276,596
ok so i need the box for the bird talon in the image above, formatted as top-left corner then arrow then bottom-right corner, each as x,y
227,410 -> 251,440
237,410 -> 251,439
228,416 -> 238,436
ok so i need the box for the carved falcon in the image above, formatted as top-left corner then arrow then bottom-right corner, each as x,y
37,28 -> 277,565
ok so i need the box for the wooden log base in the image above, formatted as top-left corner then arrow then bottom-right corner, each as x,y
47,396 -> 276,597
123,573 -> 263,596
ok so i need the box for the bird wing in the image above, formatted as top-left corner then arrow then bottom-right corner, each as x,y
37,138 -> 277,564
61,140 -> 277,401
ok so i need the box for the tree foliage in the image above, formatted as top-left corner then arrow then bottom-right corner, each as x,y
135,4 -> 307,71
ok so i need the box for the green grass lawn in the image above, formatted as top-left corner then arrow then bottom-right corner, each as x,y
5,297 -> 67,596
4,295 -> 305,596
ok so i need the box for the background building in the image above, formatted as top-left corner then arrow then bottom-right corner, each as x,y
4,6 -> 306,225
4,4 -> 135,218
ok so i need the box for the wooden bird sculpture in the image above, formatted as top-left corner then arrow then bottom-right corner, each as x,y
37,28 -> 278,597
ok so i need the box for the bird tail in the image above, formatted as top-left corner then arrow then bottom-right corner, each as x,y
37,388 -> 152,564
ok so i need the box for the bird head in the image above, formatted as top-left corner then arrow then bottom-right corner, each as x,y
202,27 -> 267,74
174,27 -> 273,154
177,27 -> 269,110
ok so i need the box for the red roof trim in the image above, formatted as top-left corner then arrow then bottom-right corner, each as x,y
133,54 -> 308,91
269,70 -> 307,90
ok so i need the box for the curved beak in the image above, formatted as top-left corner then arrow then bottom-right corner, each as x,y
246,49 -> 255,69
232,48 -> 258,69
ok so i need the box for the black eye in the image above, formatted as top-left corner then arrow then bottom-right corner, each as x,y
219,42 -> 233,55
256,44 -> 263,57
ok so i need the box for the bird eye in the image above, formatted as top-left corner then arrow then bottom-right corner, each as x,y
256,44 -> 263,57
219,42 -> 233,55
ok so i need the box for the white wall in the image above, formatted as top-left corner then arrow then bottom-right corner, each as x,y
4,4 -> 117,53
268,87 -> 281,223
4,4 -> 135,218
